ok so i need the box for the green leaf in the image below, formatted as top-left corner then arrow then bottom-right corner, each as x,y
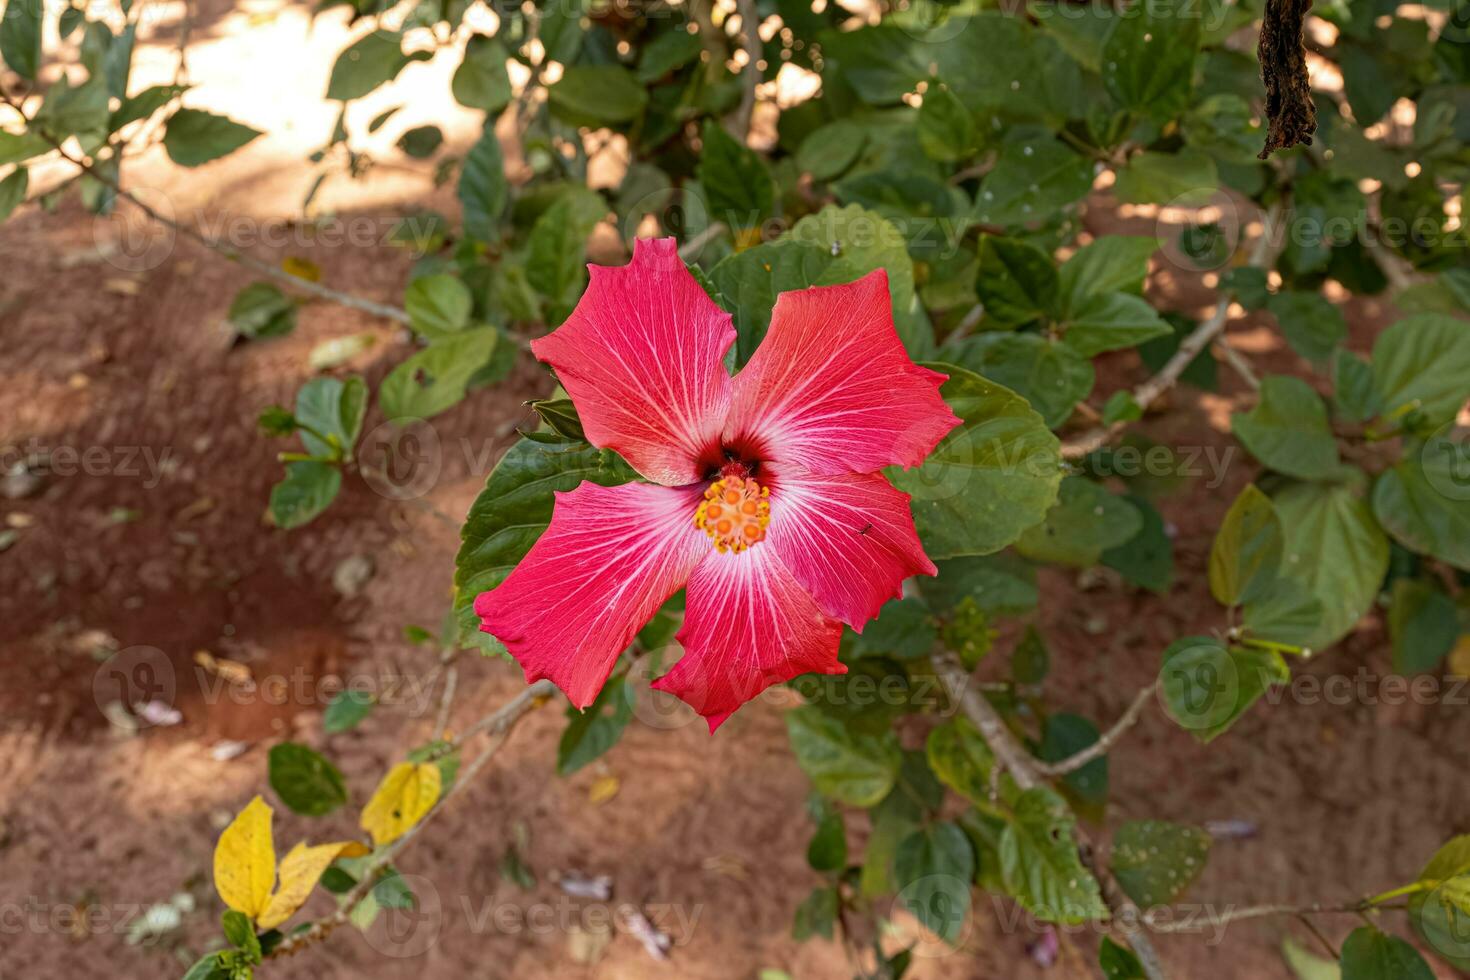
851,597 -> 937,660
974,137 -> 1092,226
1102,0 -> 1201,120
0,165 -> 27,222
0,0 -> 42,80
452,35 -> 512,112
1039,713 -> 1108,805
221,909 -> 261,960
791,886 -> 838,941
789,204 -> 929,359
1339,927 -> 1435,980
296,376 -> 367,461
636,27 -> 702,83
1372,439 -> 1470,570
1333,349 -> 1381,424
380,329 -> 498,423
396,125 -> 442,159
403,274 -> 472,341
1159,636 -> 1288,742
1273,481 -> 1390,650
0,129 -> 47,167
1232,376 -> 1342,481
926,717 -> 999,806
696,120 -> 774,231
1182,93 -> 1262,165
453,439 -> 639,648
1371,314 -> 1470,428
1101,391 -> 1143,427
888,364 -> 1063,559
807,812 -> 848,872
372,869 -> 416,910
917,84 -> 976,162
1017,476 -> 1142,566
1101,936 -> 1147,979
181,951 -> 232,980
228,282 -> 296,340
327,32 -> 407,101
1267,291 -> 1348,365
269,461 -> 342,530
527,397 -> 585,442
163,108 -> 262,167
323,690 -> 375,734
785,705 -> 902,807
1110,820 -> 1211,907
1061,292 -> 1171,357
1057,236 -> 1157,317
268,742 -> 348,816
1284,936 -> 1342,980
1209,484 -> 1283,607
921,553 -> 1038,618
1387,579 -> 1460,675
974,236 -> 1057,328
111,84 -> 187,132
556,674 -> 633,776
1014,624 -> 1050,683
525,188 -> 608,325
458,122 -> 507,242
708,240 -> 834,365
795,119 -> 867,181
894,822 -> 975,944
998,787 -> 1108,923
548,65 -> 648,126
1240,578 -> 1325,649
1112,149 -> 1217,205
816,24 -> 929,104
950,333 -> 1094,429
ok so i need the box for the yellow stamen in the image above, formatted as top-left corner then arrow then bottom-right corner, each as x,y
694,475 -> 770,553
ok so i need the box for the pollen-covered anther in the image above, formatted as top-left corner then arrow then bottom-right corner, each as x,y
694,475 -> 771,553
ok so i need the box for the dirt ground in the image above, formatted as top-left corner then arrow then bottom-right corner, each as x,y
2,3 -> 1467,979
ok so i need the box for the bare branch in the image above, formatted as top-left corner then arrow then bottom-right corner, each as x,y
1,91 -> 413,326
1061,200 -> 1287,460
1034,680 -> 1160,778
732,0 -> 762,139
1143,901 -> 1371,934
932,651 -> 1170,980
267,678 -> 557,959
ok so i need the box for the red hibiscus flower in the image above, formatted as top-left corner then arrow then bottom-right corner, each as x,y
475,238 -> 961,730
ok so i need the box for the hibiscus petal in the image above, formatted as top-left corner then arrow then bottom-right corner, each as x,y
764,462 -> 935,628
654,546 -> 844,731
724,269 -> 961,475
531,238 -> 735,486
475,480 -> 707,708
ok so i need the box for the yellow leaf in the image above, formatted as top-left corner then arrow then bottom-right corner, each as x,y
257,840 -> 357,930
214,796 -> 276,920
588,775 -> 619,805
282,257 -> 322,282
361,762 -> 441,846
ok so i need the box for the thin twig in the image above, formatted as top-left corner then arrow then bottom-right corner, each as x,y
1034,680 -> 1160,778
1213,334 -> 1261,390
932,651 -> 1170,980
1144,901 -> 1370,934
678,221 -> 728,262
267,678 -> 557,959
0,91 -> 413,326
1061,201 -> 1287,459
731,0 -> 762,139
